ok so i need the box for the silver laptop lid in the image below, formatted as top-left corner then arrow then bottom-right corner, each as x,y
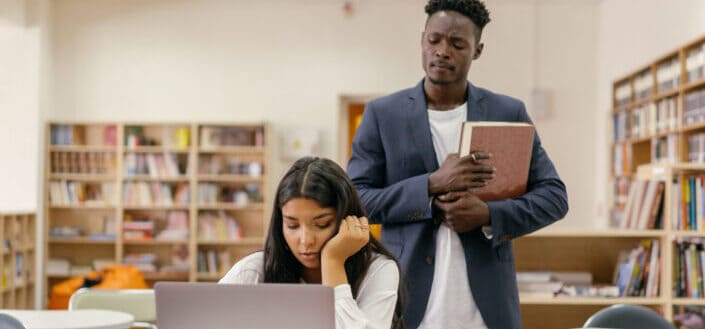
155,282 -> 335,329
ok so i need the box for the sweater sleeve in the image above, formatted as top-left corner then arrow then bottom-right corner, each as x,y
333,258 -> 399,329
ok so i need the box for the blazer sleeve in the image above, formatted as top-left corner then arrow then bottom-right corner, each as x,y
486,101 -> 569,247
347,102 -> 434,225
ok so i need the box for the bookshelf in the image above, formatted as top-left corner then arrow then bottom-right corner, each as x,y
1,212 -> 36,309
515,230 -> 668,328
512,34 -> 705,328
44,122 -> 270,305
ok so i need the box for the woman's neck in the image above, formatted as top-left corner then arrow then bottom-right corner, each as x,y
302,268 -> 322,284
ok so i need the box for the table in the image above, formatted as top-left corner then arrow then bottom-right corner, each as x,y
0,310 -> 134,329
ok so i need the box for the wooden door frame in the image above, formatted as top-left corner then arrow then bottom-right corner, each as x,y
337,94 -> 380,167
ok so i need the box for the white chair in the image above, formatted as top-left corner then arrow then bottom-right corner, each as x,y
69,288 -> 157,329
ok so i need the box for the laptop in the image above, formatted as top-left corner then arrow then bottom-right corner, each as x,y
155,282 -> 335,329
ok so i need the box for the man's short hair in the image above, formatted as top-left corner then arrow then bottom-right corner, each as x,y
425,0 -> 491,32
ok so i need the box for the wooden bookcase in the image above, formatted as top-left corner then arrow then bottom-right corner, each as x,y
43,122 -> 270,305
608,32 -> 705,324
1,212 -> 36,309
513,34 -> 705,328
515,230 -> 667,328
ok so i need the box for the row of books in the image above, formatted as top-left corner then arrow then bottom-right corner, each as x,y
614,239 -> 660,297
652,134 -> 679,164
615,81 -> 632,108
672,175 -> 705,232
124,153 -> 187,177
687,44 -> 705,83
518,271 -> 621,298
51,152 -> 117,174
674,238 -> 705,298
48,181 -> 115,206
197,183 -> 262,205
123,211 -> 189,241
612,142 -> 632,177
613,177 -> 630,205
684,89 -> 705,126
656,57 -> 681,93
197,155 -> 263,176
123,182 -> 190,206
198,211 -> 243,241
51,125 -> 117,146
2,254 -> 30,287
49,216 -> 116,240
124,125 -> 191,149
47,258 -> 115,276
617,98 -> 679,141
635,71 -> 654,101
617,180 -> 664,230
674,305 -> 705,329
688,133 -> 705,163
122,248 -> 190,273
197,249 -> 233,275
200,126 -> 264,148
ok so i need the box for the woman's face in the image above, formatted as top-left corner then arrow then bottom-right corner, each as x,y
281,197 -> 337,269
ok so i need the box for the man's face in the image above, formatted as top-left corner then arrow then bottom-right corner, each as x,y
422,11 -> 483,85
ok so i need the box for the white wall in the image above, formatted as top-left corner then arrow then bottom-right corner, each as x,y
49,0 -> 598,229
0,0 -> 40,212
0,0 -> 51,309
595,0 -> 705,227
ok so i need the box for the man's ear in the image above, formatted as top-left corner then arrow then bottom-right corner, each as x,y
474,43 -> 484,60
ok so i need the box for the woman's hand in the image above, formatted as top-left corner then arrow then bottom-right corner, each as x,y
321,216 -> 370,264
321,216 -> 370,287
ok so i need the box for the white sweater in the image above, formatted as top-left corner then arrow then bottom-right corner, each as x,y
219,251 -> 399,329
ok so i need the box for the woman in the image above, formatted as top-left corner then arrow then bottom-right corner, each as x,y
219,157 -> 404,329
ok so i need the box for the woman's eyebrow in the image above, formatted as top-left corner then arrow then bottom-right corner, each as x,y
312,212 -> 335,220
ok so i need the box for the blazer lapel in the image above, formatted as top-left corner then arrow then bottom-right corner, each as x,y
466,82 -> 487,121
407,80 -> 439,172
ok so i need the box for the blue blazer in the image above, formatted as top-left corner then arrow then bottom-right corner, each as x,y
347,80 -> 569,329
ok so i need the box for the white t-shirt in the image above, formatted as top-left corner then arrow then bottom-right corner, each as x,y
418,103 -> 489,329
219,251 -> 399,329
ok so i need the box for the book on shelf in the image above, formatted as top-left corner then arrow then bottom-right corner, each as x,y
618,180 -> 664,230
198,211 -> 243,241
200,126 -> 264,148
656,57 -> 681,93
672,174 -> 705,232
197,249 -> 233,275
686,44 -> 705,83
557,284 -> 620,298
458,121 -> 534,201
674,238 -> 705,298
155,211 -> 189,241
613,239 -> 660,297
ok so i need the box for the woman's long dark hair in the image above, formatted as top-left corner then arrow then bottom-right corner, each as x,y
263,157 -> 404,329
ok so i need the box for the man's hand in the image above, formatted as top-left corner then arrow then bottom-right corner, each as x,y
433,190 -> 490,233
428,152 -> 495,196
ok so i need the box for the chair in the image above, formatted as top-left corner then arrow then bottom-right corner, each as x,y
69,288 -> 157,329
583,304 -> 676,329
0,313 -> 27,329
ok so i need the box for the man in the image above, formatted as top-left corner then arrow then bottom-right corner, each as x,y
347,1 -> 569,328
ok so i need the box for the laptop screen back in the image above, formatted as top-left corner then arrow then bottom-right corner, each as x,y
155,282 -> 335,329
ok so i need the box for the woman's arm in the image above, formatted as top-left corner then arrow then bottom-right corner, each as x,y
334,258 -> 399,329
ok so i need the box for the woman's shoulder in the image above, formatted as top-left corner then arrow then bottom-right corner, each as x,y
218,251 -> 264,284
367,252 -> 399,277
237,251 -> 265,269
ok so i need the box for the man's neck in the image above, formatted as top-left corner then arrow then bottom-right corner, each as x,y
424,79 -> 468,111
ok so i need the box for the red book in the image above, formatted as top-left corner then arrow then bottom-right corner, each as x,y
458,121 -> 535,201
